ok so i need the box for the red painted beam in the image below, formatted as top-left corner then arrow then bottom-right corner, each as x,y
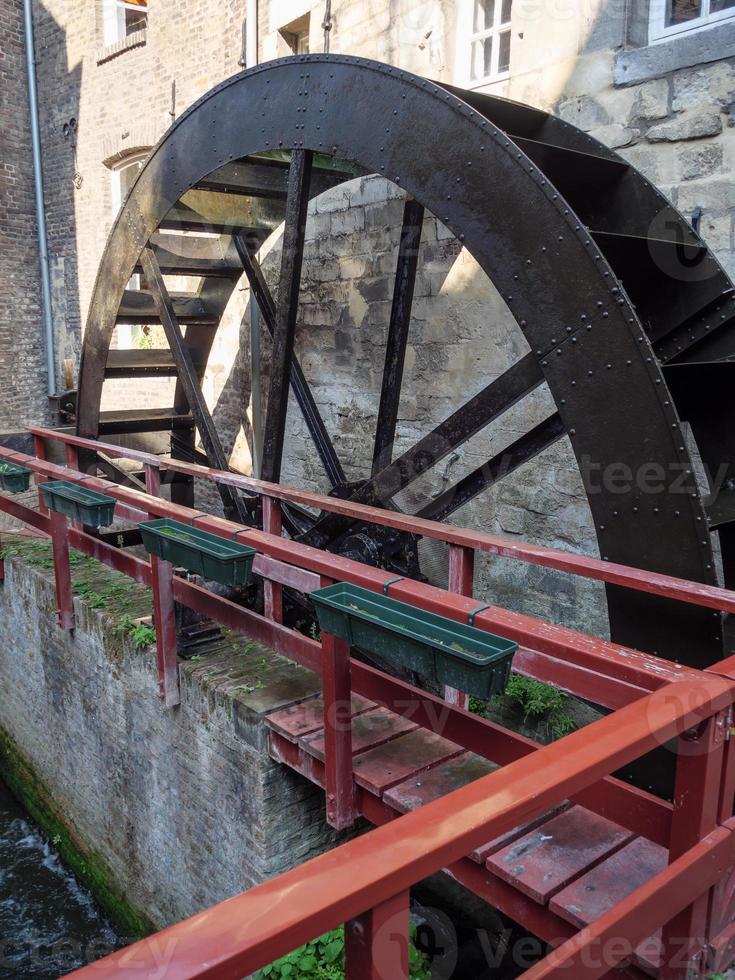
27,427 -> 735,619
0,490 -> 674,843
65,676 -> 734,980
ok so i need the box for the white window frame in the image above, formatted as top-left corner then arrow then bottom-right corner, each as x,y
103,0 -> 148,47
649,0 -> 735,43
111,152 -> 146,215
460,0 -> 513,88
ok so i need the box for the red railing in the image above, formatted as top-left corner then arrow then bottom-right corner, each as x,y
0,429 -> 734,977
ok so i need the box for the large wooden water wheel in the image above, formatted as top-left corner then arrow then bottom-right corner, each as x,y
77,54 -> 735,671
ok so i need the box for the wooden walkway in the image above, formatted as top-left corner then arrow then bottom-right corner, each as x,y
266,694 -> 665,978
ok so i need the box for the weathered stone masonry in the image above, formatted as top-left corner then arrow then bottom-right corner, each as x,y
0,538 -> 346,931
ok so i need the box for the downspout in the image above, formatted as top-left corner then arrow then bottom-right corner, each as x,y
23,0 -> 56,397
245,0 -> 263,477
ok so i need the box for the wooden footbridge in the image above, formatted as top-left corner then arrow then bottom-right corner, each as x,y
1,427 -> 735,979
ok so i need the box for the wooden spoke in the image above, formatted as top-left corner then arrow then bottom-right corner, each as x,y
417,413 -> 565,522
260,149 -> 314,484
139,246 -> 251,524
234,234 -> 346,488
372,198 -> 424,475
303,352 -> 545,546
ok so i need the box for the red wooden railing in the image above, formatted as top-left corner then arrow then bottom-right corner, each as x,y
0,429 -> 734,977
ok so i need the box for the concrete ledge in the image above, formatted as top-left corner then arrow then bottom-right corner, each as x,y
614,22 -> 735,86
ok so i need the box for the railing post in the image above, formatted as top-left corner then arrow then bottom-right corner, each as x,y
65,443 -> 79,471
32,433 -> 48,515
144,462 -> 161,497
445,543 -> 474,708
263,496 -> 283,624
345,890 -> 410,980
659,708 -> 728,979
49,510 -> 74,630
322,631 -> 355,830
150,554 -> 180,708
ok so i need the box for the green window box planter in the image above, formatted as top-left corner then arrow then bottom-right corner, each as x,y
138,518 -> 256,587
311,582 -> 517,699
40,481 -> 116,527
0,462 -> 32,494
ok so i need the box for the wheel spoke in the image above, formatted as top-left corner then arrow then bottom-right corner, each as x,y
302,352 -> 544,546
416,413 -> 565,522
234,234 -> 346,488
372,198 -> 424,475
260,149 -> 314,484
139,246 -> 252,524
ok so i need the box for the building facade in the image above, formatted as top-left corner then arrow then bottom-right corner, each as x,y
2,0 -> 735,634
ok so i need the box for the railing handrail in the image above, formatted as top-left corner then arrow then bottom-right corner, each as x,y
28,425 -> 735,618
65,673 -> 735,980
4,443 -> 700,693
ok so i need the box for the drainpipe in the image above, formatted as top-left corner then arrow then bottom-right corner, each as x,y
245,0 -> 263,477
23,0 -> 56,397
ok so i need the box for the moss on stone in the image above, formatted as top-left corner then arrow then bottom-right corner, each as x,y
0,726 -> 152,939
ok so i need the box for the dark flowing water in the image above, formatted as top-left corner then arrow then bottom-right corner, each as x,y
0,779 -> 120,978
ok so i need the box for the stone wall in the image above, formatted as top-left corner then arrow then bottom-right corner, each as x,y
0,537 -> 344,931
0,0 -> 48,429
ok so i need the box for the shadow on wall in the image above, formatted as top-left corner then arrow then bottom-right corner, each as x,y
34,0 -> 83,397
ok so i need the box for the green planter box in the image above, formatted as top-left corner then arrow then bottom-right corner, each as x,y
0,462 -> 31,494
40,480 -> 116,527
138,518 -> 256,587
311,582 -> 517,699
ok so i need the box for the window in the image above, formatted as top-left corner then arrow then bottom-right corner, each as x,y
103,0 -> 148,47
111,154 -> 145,214
279,13 -> 310,55
111,154 -> 146,349
649,0 -> 735,41
468,0 -> 513,84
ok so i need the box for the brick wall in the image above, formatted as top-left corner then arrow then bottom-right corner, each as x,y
0,0 -> 48,429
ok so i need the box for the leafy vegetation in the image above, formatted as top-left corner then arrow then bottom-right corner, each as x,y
114,616 -> 156,649
502,673 -> 576,740
469,675 -> 577,740
256,926 -> 430,979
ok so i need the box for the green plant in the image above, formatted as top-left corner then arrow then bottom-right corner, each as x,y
498,673 -> 577,741
114,615 -> 156,649
256,925 -> 430,979
468,696 -> 487,717
189,655 -> 203,664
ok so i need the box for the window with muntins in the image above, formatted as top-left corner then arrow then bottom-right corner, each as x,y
103,0 -> 148,46
649,0 -> 735,42
469,0 -> 513,84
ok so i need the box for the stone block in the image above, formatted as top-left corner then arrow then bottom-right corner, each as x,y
630,78 -> 671,121
672,62 -> 735,112
589,124 -> 640,149
557,95 -> 610,132
678,142 -> 724,181
647,108 -> 723,142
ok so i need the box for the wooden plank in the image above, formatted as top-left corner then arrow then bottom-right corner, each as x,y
383,751 -> 499,813
486,805 -> 635,904
302,707 -> 418,761
261,149 -> 313,483
266,693 -> 375,742
549,837 -> 669,928
470,802 -> 572,864
352,729 -> 464,796
549,837 -> 667,978
371,198 -> 424,475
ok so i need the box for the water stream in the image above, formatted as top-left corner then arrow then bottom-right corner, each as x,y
0,779 -> 120,978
